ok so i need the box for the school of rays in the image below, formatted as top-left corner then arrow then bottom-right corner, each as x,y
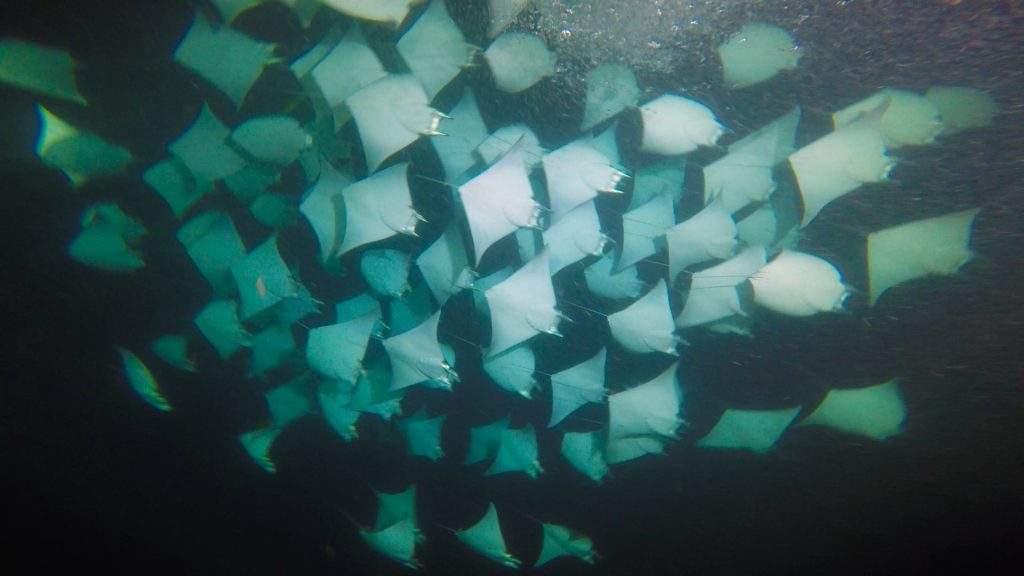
1,0 -> 999,570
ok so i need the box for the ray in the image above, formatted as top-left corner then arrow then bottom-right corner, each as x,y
605,435 -> 671,464
335,293 -> 383,326
230,235 -> 299,322
239,428 -> 281,472
560,431 -> 609,483
416,221 -> 474,306
707,316 -> 754,338
299,159 -> 351,263
336,162 -> 420,257
248,323 -> 297,377
749,250 -> 849,317
696,406 -> 801,452
834,89 -> 942,148
488,0 -> 532,38
116,346 -> 171,412
482,343 -> 538,399
397,0 -> 477,100
431,89 -> 490,182
0,38 -> 85,104
867,208 -> 980,305
485,425 -> 543,478
584,253 -> 644,300
630,156 -> 686,210
454,503 -> 521,568
348,362 -> 405,421
549,348 -> 606,428
149,334 -> 197,373
542,139 -> 626,219
35,105 -> 131,188
735,204 -> 778,249
168,104 -> 246,184
797,379 -> 906,440
476,123 -> 544,170
320,0 -> 423,28
586,121 -> 622,164
248,193 -> 298,230
458,136 -> 541,265
225,164 -> 279,204
318,379 -> 362,441
717,22 -> 800,88
306,309 -> 380,383
364,486 -> 424,567
607,362 -> 683,442
144,159 -> 211,220
789,109 -> 894,228
464,416 -> 510,466
676,246 -> 766,329
273,281 -> 321,328
483,249 -> 560,356
177,210 -> 247,295
383,309 -> 458,392
360,516 -> 422,569
389,280 -> 435,335
347,74 -> 446,172
231,116 -> 310,165
581,63 -> 640,131
535,523 -> 597,567
68,202 -> 147,272
666,201 -> 738,282
265,374 -> 315,429
925,86 -> 999,134
375,485 -> 419,530
543,201 -> 608,275
361,249 -> 412,298
80,203 -> 146,245
295,26 -> 387,131
194,299 -> 252,359
397,409 -> 446,461
173,11 -> 276,107
483,32 -> 557,93
471,265 -> 514,316
607,278 -> 678,356
639,94 -> 725,156
516,225 -> 540,264
729,106 -> 801,160
618,191 -> 674,272
704,107 -> 800,214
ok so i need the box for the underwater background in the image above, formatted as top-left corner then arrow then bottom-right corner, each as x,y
3,1 -> 1023,574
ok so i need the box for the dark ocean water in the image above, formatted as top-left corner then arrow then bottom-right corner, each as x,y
3,1 -> 1023,575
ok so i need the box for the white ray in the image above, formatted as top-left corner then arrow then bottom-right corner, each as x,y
607,278 -> 677,355
666,201 -> 738,281
483,32 -> 556,93
483,249 -> 560,356
639,94 -> 724,156
458,136 -> 541,265
867,208 -> 980,305
454,503 -> 521,568
347,74 -> 445,172
676,246 -> 766,328
397,0 -> 477,99
749,250 -> 849,316
337,162 -> 419,256
548,348 -> 606,428
383,309 -> 457,391
173,12 -> 275,107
